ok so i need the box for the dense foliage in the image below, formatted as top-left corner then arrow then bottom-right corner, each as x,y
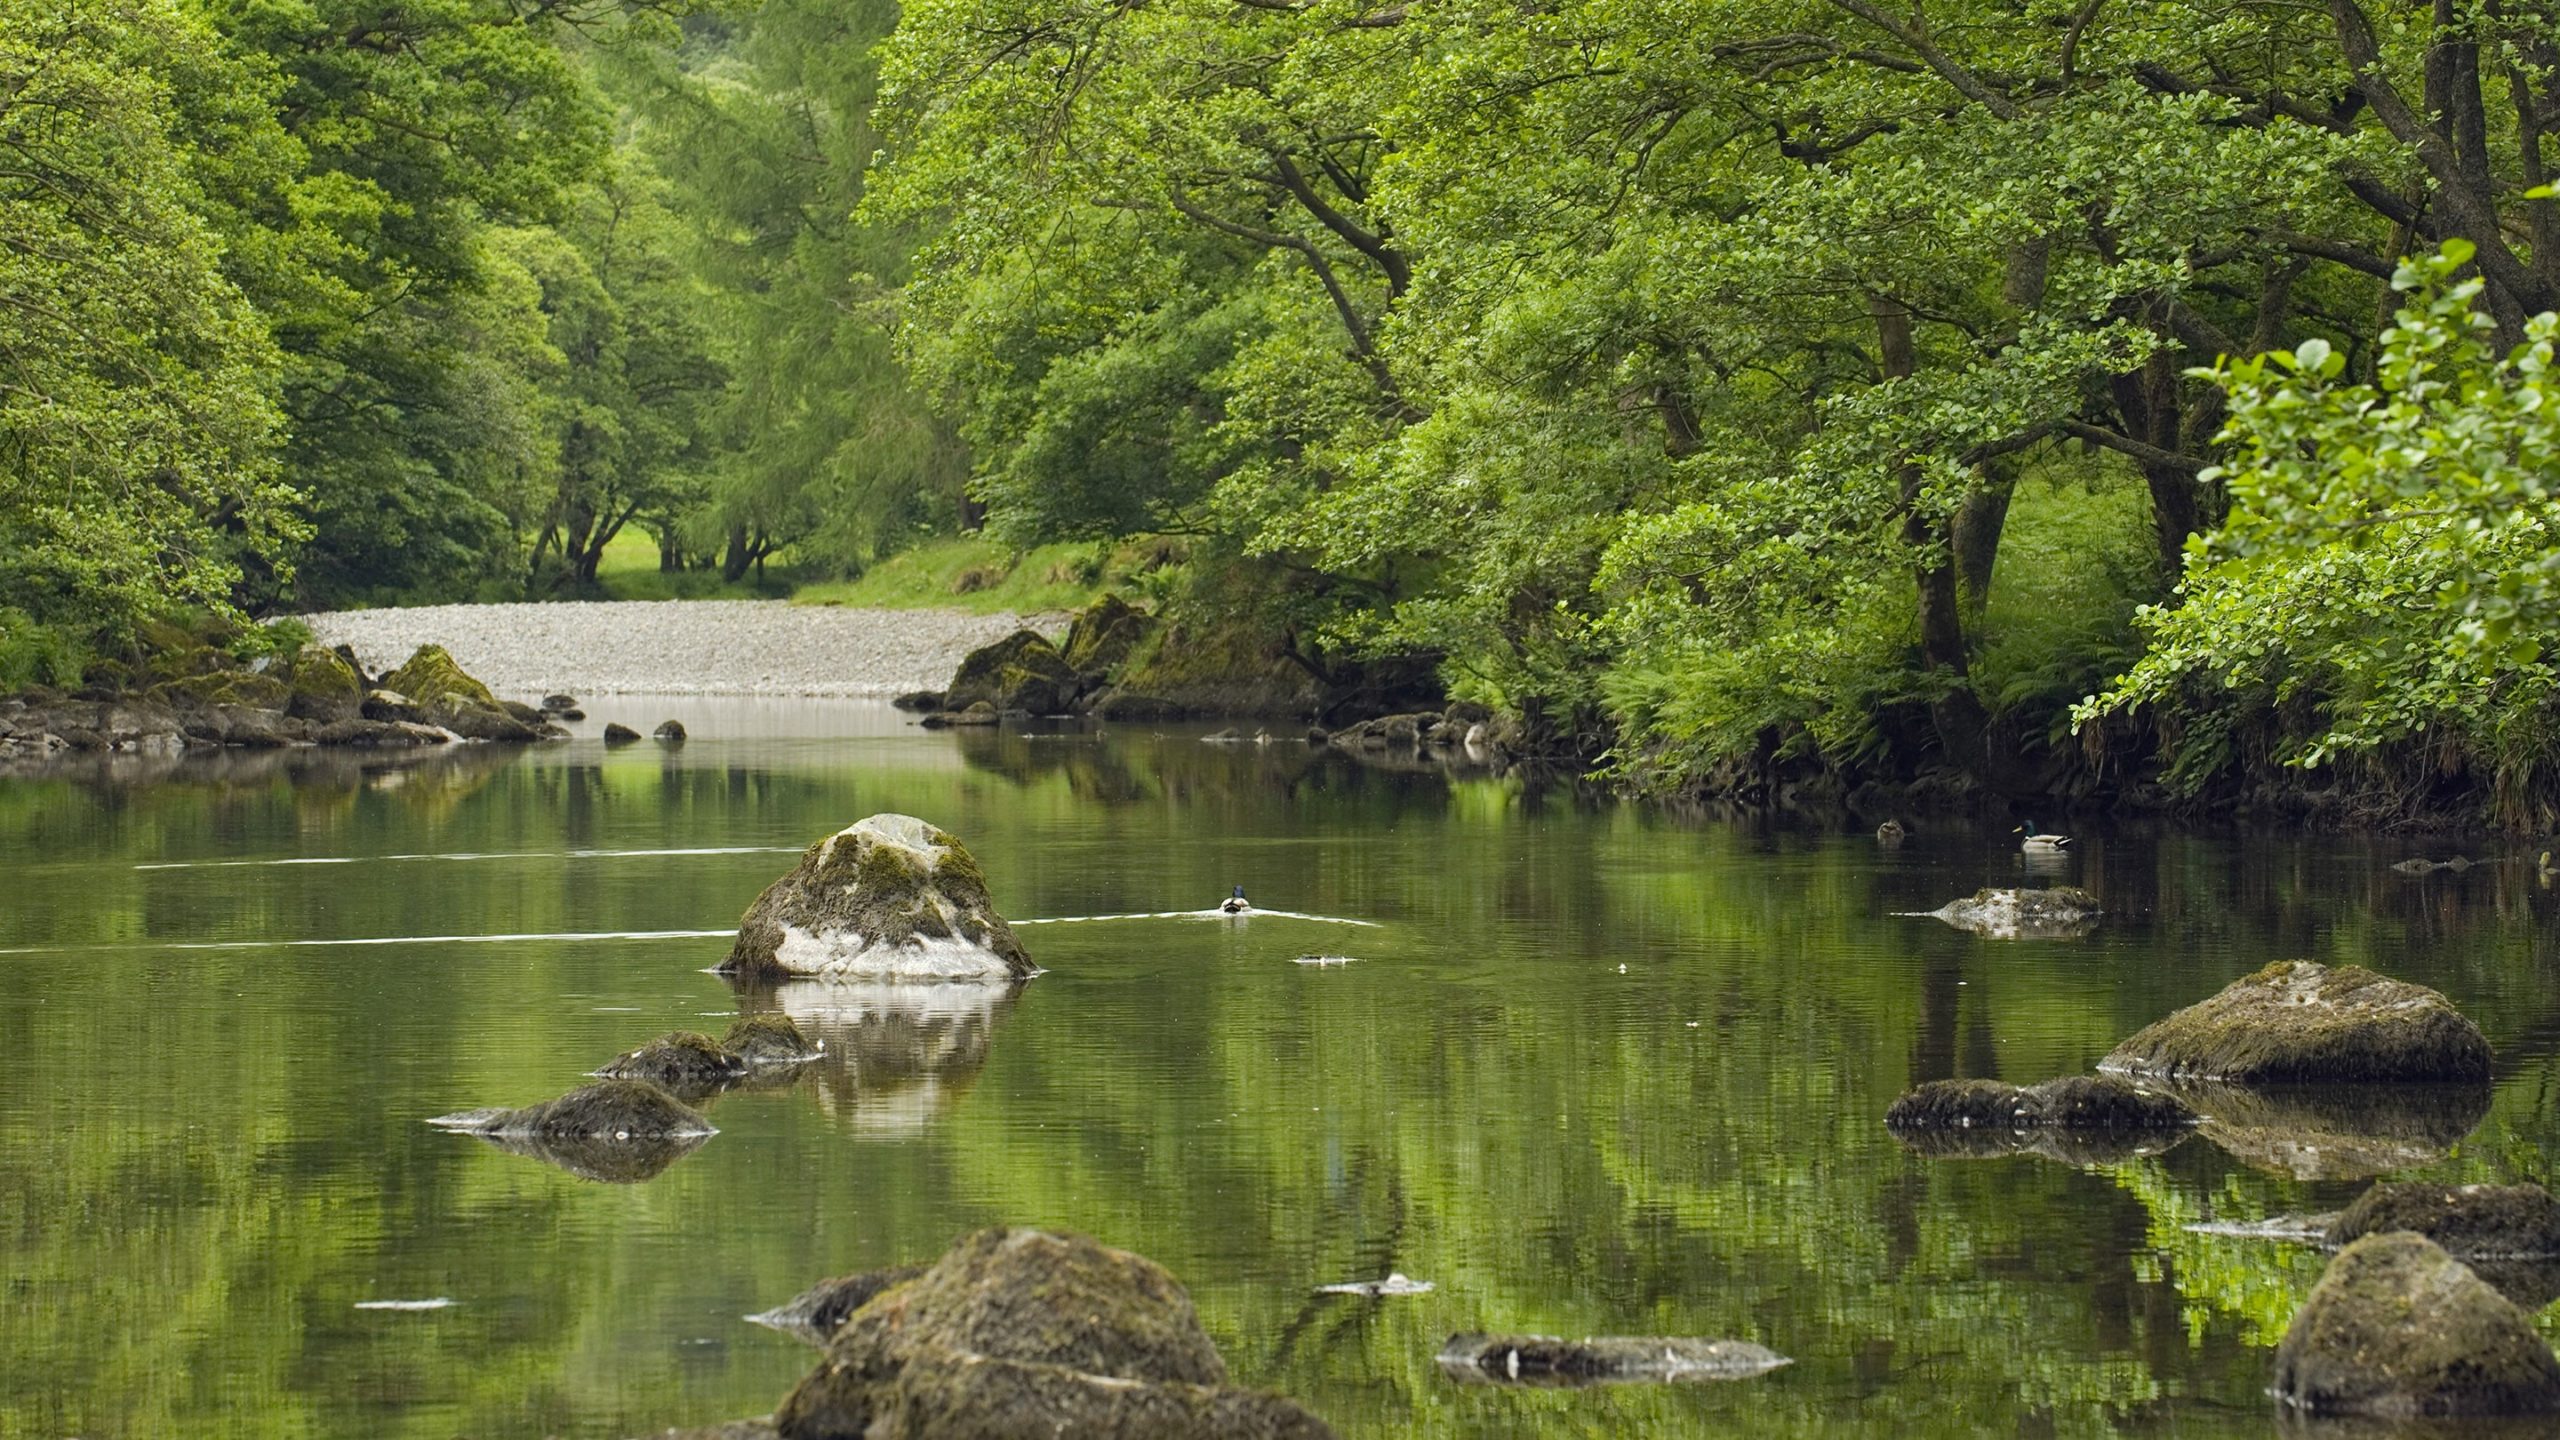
10,0 -> 2560,818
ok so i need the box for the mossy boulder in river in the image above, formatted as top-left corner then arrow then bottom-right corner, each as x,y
719,815 -> 1034,983
747,1264 -> 932,1347
2099,961 -> 2491,1084
2330,1183 -> 2560,1258
2272,1231 -> 2560,1417
722,1012 -> 821,1067
773,1227 -> 1334,1440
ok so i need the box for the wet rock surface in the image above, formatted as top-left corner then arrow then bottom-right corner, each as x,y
770,1227 -> 1336,1440
1435,1333 -> 1792,1387
2100,961 -> 2491,1084
593,1031 -> 751,1097
2272,1232 -> 2560,1417
1917,886 -> 2102,938
719,815 -> 1033,983
1886,1076 -> 2196,1164
747,1266 -> 931,1347
429,1078 -> 716,1140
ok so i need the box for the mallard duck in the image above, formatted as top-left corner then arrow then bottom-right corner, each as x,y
1875,819 -> 1907,844
2016,820 -> 2070,852
1220,885 -> 1251,914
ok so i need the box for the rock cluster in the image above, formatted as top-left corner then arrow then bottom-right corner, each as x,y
2,642 -> 567,762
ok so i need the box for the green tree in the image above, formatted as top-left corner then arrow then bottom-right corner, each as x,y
0,0 -> 302,648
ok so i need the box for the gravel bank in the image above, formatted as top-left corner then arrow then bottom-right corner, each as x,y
304,601 -> 1061,698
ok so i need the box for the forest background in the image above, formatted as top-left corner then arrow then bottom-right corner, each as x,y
10,0 -> 2560,825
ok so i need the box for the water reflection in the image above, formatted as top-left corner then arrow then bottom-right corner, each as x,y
737,979 -> 1021,1135
2175,1081 -> 2494,1180
465,1129 -> 712,1184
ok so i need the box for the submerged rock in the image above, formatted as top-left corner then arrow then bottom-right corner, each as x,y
2330,1183 -> 2560,1259
747,1265 -> 930,1347
429,1078 -> 716,1140
471,1130 -> 710,1184
1435,1333 -> 1792,1387
1887,1075 -> 2193,1132
719,815 -> 1034,983
1885,1076 -> 2195,1164
593,1031 -> 750,1096
2272,1232 -> 2560,1417
890,690 -> 943,713
773,1227 -> 1334,1440
1917,887 -> 2101,938
2100,961 -> 2491,1084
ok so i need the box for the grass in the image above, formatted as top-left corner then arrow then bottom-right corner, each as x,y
588,530 -> 799,601
793,535 -> 1135,614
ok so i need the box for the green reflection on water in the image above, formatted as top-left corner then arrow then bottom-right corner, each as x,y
5,707 -> 2560,1438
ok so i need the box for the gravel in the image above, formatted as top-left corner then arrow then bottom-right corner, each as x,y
304,601 -> 1062,698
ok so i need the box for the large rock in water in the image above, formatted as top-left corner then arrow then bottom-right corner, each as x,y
773,1227 -> 1335,1440
2272,1232 -> 2560,1417
1919,887 -> 2101,939
720,816 -> 1034,983
2100,961 -> 2491,1084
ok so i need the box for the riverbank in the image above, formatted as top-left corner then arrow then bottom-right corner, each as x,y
304,601 -> 1063,698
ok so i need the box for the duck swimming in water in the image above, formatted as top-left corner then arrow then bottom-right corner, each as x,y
1220,885 -> 1251,914
1875,819 -> 1907,844
2016,820 -> 2070,852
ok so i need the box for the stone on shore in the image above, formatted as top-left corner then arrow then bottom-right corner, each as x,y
285,646 -> 366,724
2100,961 -> 2491,1084
1058,594 -> 1153,676
719,815 -> 1033,983
773,1227 -> 1334,1440
2272,1232 -> 2560,1417
1435,1333 -> 1792,1387
941,629 -> 1079,716
2329,1183 -> 2560,1258
1919,887 -> 2102,939
380,644 -> 546,740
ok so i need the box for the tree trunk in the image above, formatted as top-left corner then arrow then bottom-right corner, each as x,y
1952,474 -> 2013,621
1871,291 -> 1992,777
721,522 -> 752,583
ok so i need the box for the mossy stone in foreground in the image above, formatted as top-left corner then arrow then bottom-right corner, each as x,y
775,1227 -> 1323,1439
2330,1183 -> 2560,1258
2100,961 -> 2490,1083
721,815 -> 1033,982
2273,1232 -> 2560,1417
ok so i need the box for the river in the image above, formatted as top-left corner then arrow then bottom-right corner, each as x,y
2,699 -> 2553,1437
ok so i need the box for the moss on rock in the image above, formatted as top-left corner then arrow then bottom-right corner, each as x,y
2100,961 -> 2491,1084
773,1228 -> 1332,1440
594,1031 -> 750,1096
382,644 -> 497,708
2273,1232 -> 2560,1417
723,1013 -> 822,1067
284,646 -> 364,723
2331,1183 -> 2560,1258
747,1265 -> 931,1347
1059,594 -> 1154,675
434,1078 -> 715,1139
943,630 -> 1076,713
720,815 -> 1033,982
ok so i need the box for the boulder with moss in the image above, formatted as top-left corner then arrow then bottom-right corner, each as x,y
380,644 -> 546,741
723,1013 -> 822,1067
2273,1231 -> 2560,1417
284,646 -> 365,723
1059,594 -> 1154,677
593,1032 -> 750,1097
748,1265 -> 931,1347
2100,961 -> 2491,1084
773,1227 -> 1335,1440
942,630 -> 1079,716
719,815 -> 1033,983
2330,1183 -> 2560,1258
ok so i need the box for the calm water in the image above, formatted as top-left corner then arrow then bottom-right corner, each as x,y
5,700 -> 2558,1439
